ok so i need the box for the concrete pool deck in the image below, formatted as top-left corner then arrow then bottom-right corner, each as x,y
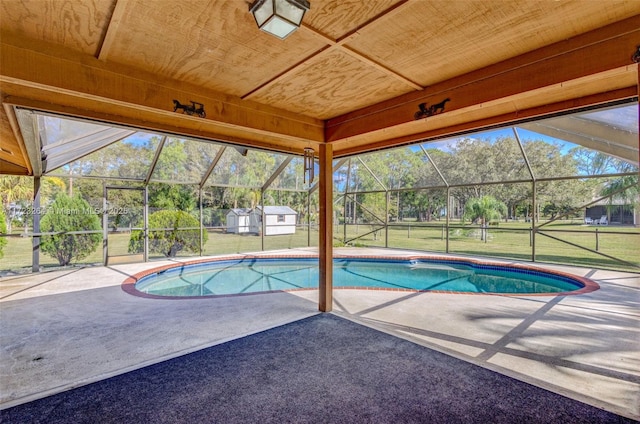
1,248 -> 638,420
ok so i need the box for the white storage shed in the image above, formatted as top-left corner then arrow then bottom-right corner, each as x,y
225,208 -> 252,233
251,206 -> 298,236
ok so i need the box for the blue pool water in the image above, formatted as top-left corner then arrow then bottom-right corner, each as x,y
134,257 -> 585,297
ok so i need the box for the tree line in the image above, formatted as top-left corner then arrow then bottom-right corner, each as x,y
0,134 -> 636,263
336,136 -> 636,226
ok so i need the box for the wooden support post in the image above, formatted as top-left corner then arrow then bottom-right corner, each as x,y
318,143 -> 333,312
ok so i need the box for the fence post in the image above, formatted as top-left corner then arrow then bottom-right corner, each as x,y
32,177 -> 41,272
102,182 -> 108,265
143,187 -> 149,262
531,180 -> 536,262
445,187 -> 450,253
385,191 -> 389,248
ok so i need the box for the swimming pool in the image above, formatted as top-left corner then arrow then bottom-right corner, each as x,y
123,255 -> 599,298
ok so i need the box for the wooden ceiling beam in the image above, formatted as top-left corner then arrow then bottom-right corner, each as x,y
97,0 -> 131,61
0,36 -> 324,152
339,45 -> 422,90
0,158 -> 29,175
244,0 -> 420,100
2,91 -> 320,158
0,148 -> 22,168
333,0 -> 413,45
325,15 -> 640,145
241,23 -> 335,100
331,0 -> 421,90
0,104 -> 30,173
241,45 -> 332,100
333,86 -> 638,157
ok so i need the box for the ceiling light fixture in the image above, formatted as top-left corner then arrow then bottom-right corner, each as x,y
249,0 -> 310,40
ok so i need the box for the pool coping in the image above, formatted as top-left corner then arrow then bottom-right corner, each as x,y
121,253 -> 601,300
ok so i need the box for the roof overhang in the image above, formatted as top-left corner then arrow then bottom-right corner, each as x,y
0,16 -> 638,175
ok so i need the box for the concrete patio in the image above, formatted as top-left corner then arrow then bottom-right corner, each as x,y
1,248 -> 638,420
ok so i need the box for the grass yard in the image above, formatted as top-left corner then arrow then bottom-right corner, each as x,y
1,221 -> 638,273
339,221 -> 640,272
0,228 -> 318,273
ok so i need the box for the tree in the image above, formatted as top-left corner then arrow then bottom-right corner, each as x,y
60,134 -> 159,181
597,161 -> 639,223
356,192 -> 386,240
0,176 -> 68,233
149,183 -> 197,211
536,179 -> 591,221
401,189 -> 447,222
0,176 -> 33,233
218,150 -> 276,203
128,210 -> 207,257
464,196 -> 507,241
570,147 -> 618,176
40,193 -> 101,266
492,182 -> 531,222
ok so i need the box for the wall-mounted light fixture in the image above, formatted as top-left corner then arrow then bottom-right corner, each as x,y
250,0 -> 310,39
303,147 -> 314,184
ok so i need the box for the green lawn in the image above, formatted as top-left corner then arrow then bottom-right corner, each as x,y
0,228 -> 318,273
1,221 -> 638,273
338,221 -> 640,272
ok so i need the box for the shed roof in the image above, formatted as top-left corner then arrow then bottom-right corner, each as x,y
255,206 -> 297,215
228,208 -> 252,216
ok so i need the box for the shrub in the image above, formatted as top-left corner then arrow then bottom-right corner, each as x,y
128,210 -> 207,257
40,193 -> 101,266
0,210 -> 7,259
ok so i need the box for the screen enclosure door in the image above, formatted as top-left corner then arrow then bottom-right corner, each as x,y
104,186 -> 147,265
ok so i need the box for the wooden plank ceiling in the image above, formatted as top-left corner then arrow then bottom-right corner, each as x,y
1,0 -> 639,175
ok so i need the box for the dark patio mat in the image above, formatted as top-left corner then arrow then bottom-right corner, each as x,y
1,313 -> 635,423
